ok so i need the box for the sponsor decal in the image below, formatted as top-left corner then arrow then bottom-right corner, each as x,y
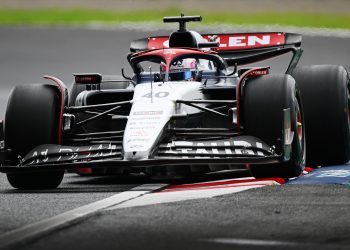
142,92 -> 170,98
208,33 -> 284,50
161,139 -> 268,157
133,111 -> 163,116
26,144 -> 117,165
129,145 -> 143,149
129,130 -> 147,137
29,149 -> 49,163
131,117 -> 161,120
148,33 -> 285,51
247,69 -> 269,77
127,139 -> 149,143
163,49 -> 176,55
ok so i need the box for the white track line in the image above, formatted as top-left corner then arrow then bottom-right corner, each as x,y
107,185 -> 262,210
107,179 -> 281,210
202,238 -> 299,247
0,183 -> 167,249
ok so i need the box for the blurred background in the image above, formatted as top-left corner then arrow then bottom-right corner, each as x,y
1,0 -> 350,13
0,0 -> 349,29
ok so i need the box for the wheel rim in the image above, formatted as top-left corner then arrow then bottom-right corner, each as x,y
296,101 -> 303,143
295,98 -> 306,168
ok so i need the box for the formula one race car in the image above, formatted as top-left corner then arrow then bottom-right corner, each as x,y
0,15 -> 349,189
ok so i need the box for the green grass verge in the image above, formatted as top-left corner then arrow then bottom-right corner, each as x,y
0,9 -> 349,29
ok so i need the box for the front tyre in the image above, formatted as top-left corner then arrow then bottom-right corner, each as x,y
242,74 -> 305,178
5,84 -> 64,189
7,172 -> 64,190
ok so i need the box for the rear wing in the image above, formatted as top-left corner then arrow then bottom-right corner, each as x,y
130,32 -> 303,73
131,32 -> 301,53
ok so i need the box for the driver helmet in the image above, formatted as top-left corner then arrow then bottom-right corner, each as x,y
169,58 -> 197,81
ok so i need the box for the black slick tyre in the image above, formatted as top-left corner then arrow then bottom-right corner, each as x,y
5,84 -> 64,189
291,65 -> 350,166
242,74 -> 305,178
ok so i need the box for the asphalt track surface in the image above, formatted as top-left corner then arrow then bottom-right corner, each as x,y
0,27 -> 350,250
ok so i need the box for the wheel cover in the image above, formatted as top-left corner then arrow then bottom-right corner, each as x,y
295,99 -> 306,166
296,102 -> 303,143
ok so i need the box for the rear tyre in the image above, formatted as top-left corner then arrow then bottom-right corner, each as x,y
291,65 -> 350,166
5,84 -> 64,189
242,74 -> 305,178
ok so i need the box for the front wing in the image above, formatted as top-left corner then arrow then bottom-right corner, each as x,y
0,136 -> 286,174
0,154 -> 284,174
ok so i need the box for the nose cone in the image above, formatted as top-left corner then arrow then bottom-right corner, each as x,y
123,150 -> 149,161
123,80 -> 202,161
123,100 -> 174,160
